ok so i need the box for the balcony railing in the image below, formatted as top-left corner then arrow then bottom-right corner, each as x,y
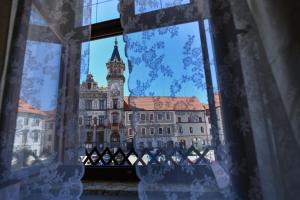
82,145 -> 213,167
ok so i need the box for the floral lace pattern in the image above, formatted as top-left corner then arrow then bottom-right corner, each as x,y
1,0 -> 91,199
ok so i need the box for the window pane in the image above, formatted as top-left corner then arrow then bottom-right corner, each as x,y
12,41 -> 61,170
90,0 -> 119,24
135,0 -> 190,14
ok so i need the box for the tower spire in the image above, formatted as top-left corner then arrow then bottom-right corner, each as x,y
110,37 -> 121,62
115,37 -> 118,46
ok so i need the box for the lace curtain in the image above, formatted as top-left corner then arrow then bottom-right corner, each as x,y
0,0 -> 91,199
120,0 -> 257,199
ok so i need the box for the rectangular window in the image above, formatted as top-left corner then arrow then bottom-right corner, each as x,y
85,116 -> 92,125
179,127 -> 183,133
98,115 -> 105,124
201,127 -> 204,133
150,113 -> 154,120
32,119 -> 40,126
85,100 -> 93,110
189,127 -> 193,133
112,113 -> 119,124
158,128 -> 163,134
167,127 -> 171,134
113,99 -> 118,109
150,128 -> 155,134
157,113 -> 163,120
128,113 -> 133,121
141,114 -> 146,120
99,99 -> 105,109
128,128 -> 132,136
166,113 -> 170,120
188,117 -> 191,122
22,131 -> 28,145
33,131 -> 39,143
178,117 -> 181,123
24,118 -> 29,125
135,0 -> 191,14
199,117 -> 202,122
141,127 -> 146,135
90,0 -> 119,24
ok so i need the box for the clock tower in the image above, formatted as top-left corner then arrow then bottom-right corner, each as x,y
106,38 -> 125,148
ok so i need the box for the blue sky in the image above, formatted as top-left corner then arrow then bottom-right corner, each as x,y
22,1 -> 219,111
85,20 -> 219,104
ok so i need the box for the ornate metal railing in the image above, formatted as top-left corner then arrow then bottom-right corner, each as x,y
82,145 -> 214,167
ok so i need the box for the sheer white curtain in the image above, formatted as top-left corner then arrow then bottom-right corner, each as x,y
119,0 -> 239,199
0,0 -> 91,199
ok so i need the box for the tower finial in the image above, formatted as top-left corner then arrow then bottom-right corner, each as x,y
114,37 -> 118,46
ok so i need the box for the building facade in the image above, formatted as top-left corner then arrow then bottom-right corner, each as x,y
79,40 -> 224,150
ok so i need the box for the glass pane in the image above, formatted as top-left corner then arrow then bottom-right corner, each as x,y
125,21 -> 221,154
12,40 -> 61,170
90,0 -> 119,24
135,0 -> 190,14
79,36 -> 128,152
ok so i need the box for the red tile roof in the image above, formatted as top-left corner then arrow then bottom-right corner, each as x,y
18,99 -> 47,116
124,96 -> 207,111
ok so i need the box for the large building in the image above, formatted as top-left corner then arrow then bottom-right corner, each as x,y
79,39 -> 224,150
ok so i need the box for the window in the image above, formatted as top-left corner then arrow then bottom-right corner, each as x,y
201,127 -> 204,133
158,128 -> 163,134
141,114 -> 146,121
22,131 -> 28,145
167,127 -> 171,134
157,113 -> 163,120
90,0 -> 119,24
189,127 -> 193,133
98,115 -> 105,124
202,140 -> 206,145
32,119 -> 40,126
128,113 -> 133,121
112,113 -> 119,124
48,135 -> 52,142
87,83 -> 91,89
178,117 -> 181,123
150,113 -> 154,120
113,99 -> 118,109
128,128 -> 132,136
188,117 -> 191,122
141,127 -> 146,135
166,113 -> 170,120
199,117 -> 202,122
85,100 -> 92,110
179,127 -> 183,134
24,118 -> 29,125
150,128 -> 155,134
135,0 -> 191,14
85,116 -> 92,125
93,117 -> 97,125
99,99 -> 105,109
33,131 -> 39,143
